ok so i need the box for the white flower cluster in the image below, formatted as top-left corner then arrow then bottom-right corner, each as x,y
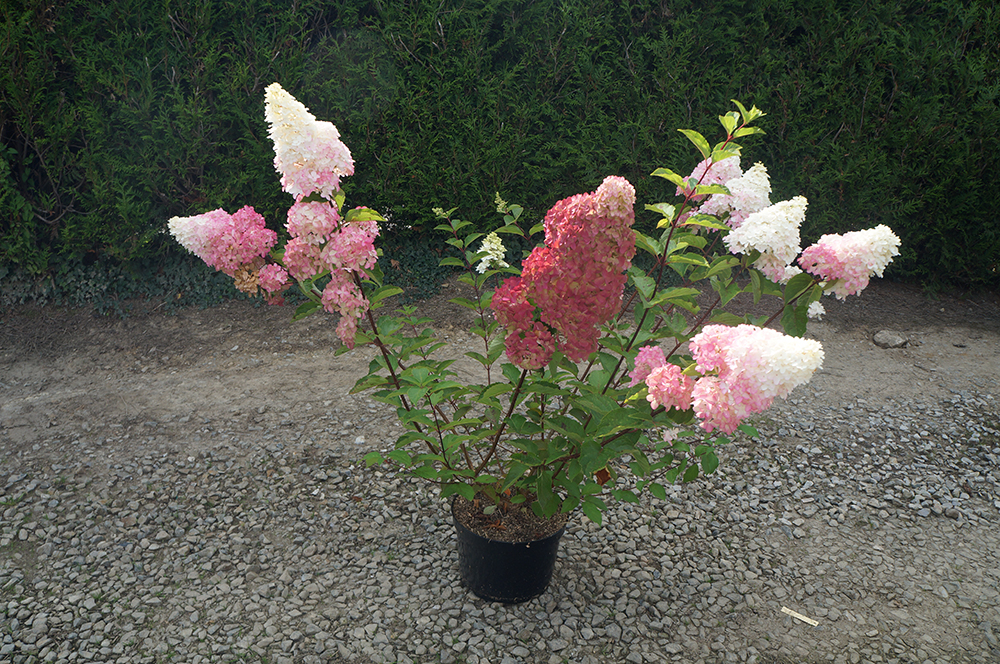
851,225 -> 901,277
264,83 -> 354,200
476,232 -> 509,273
727,326 -> 825,401
701,162 -> 772,228
725,196 -> 807,283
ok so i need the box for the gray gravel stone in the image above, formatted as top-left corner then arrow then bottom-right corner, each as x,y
1,389 -> 998,663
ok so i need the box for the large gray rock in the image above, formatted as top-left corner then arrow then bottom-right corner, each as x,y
873,330 -> 908,348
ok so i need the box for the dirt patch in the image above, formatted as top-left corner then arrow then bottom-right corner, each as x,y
1,277 -> 997,469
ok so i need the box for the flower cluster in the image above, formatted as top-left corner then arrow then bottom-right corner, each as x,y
167,206 -> 277,280
698,162 -> 773,229
492,176 -> 636,369
677,156 -> 744,203
476,232 -> 509,273
798,225 -> 902,299
170,85 -> 378,348
724,196 -> 808,282
631,325 -> 824,434
264,83 -> 354,200
281,200 -> 378,348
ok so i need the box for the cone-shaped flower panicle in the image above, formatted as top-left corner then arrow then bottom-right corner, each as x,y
492,176 -> 636,369
798,225 -> 901,299
476,232 -> 510,273
687,324 -> 824,434
264,83 -> 354,200
168,206 -> 276,277
725,196 -> 807,283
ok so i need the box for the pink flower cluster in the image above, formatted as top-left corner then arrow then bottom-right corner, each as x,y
492,176 -> 636,369
280,201 -> 379,348
798,225 -> 901,299
629,325 -> 824,434
676,157 -> 743,203
168,206 -> 277,276
629,346 -> 695,411
676,157 -> 772,229
264,83 -> 354,200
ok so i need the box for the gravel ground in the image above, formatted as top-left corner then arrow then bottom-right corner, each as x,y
2,381 -> 999,664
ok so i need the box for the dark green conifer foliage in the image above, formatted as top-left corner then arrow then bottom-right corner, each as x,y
2,0 -> 997,299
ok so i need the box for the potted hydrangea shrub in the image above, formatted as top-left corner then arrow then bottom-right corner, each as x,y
168,85 -> 900,603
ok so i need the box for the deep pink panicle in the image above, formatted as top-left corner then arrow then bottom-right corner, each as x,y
492,176 -> 636,368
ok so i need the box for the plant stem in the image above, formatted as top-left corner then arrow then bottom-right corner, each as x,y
474,368 -> 528,476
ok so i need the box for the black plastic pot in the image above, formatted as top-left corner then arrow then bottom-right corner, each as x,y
452,500 -> 565,604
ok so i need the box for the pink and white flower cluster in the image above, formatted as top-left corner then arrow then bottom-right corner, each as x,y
678,158 -> 772,229
171,84 -> 378,350
492,176 -> 636,369
264,83 -> 354,200
261,85 -> 377,348
278,200 -> 378,349
168,206 -> 276,277
630,325 -> 824,434
798,225 -> 901,299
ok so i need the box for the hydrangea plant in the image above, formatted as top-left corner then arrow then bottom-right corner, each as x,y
169,87 -> 900,524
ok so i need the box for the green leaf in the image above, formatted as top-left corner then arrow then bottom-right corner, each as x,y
738,423 -> 759,438
292,300 -> 321,321
780,302 -> 809,337
668,253 -> 710,268
682,214 -> 730,231
709,311 -> 746,326
703,256 -> 740,279
710,147 -> 741,163
694,184 -> 730,197
611,489 -> 640,504
701,450 -> 720,475
573,393 -> 619,418
581,499 -> 603,525
363,451 -> 384,466
439,256 -> 465,267
719,112 -> 738,135
501,462 -> 530,491
369,285 -> 403,306
482,383 -> 512,398
411,464 -> 440,480
387,450 -> 413,466
536,472 -> 558,517
712,277 -> 741,306
648,482 -> 667,500
678,129 -> 711,160
783,272 -> 815,303
502,363 -> 522,384
733,126 -> 765,138
345,207 -> 385,224
731,100 -> 765,124
594,409 -> 639,437
633,231 -> 663,256
644,202 -> 676,220
650,168 -> 686,188
630,270 -> 656,301
682,465 -> 700,482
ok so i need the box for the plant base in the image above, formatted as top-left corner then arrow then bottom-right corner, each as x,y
452,497 -> 565,603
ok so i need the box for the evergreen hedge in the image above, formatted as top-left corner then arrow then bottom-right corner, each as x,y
2,0 -> 998,299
